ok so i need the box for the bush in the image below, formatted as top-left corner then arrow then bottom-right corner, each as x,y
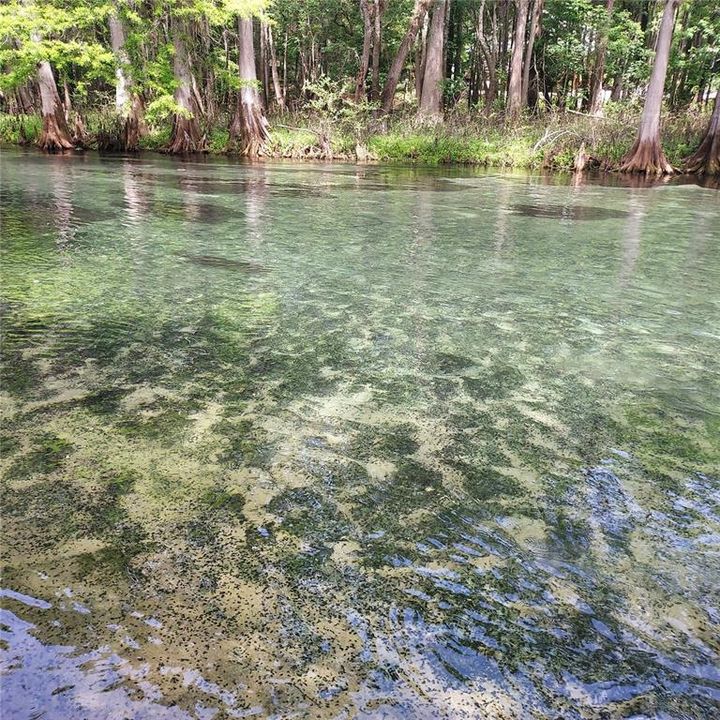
0,114 -> 41,145
0,103 -> 710,170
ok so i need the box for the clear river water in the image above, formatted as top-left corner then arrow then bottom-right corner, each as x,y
1,148 -> 719,719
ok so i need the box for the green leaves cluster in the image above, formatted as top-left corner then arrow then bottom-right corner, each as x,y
0,0 -> 114,92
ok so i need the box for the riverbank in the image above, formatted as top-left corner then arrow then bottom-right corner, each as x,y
0,106 -> 710,171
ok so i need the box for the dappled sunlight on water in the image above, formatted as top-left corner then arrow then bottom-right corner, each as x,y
1,149 -> 719,719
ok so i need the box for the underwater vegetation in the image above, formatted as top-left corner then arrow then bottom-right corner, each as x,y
1,150 -> 719,719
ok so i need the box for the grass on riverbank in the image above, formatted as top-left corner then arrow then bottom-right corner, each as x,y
0,104 -> 709,171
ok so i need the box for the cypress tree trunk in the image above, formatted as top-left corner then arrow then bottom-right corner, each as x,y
17,84 -> 35,114
415,16 -> 428,102
266,23 -> 285,111
476,0 -> 499,110
685,90 -> 720,175
355,0 -> 373,101
380,0 -> 433,113
507,0 -> 529,119
370,0 -> 383,101
418,0 -> 448,121
521,0 -> 542,109
259,21 -> 270,109
37,60 -> 74,151
619,0 -> 678,175
168,24 -> 204,154
109,12 -> 145,151
588,0 -> 614,116
230,16 -> 269,158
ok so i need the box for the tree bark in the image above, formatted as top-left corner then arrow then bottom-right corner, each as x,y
355,0 -> 373,101
109,14 -> 130,111
62,79 -> 72,122
17,84 -> 35,114
230,16 -> 269,158
619,0 -> 679,174
521,0 -> 542,108
380,0 -> 433,113
370,0 -> 384,101
37,60 -> 73,151
507,0 -> 529,119
266,23 -> 285,111
259,21 -> 270,109
476,0 -> 499,109
588,0 -> 614,115
418,0 -> 448,120
685,90 -> 720,175
168,24 -> 204,154
109,12 -> 145,151
415,15 -> 429,102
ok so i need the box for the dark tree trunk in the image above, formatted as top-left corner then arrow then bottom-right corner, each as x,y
415,15 -> 429,103
380,0 -> 433,113
620,0 -> 678,174
266,23 -> 285,111
476,0 -> 499,110
370,0 -> 383,101
588,0 -> 614,115
418,0 -> 448,120
229,16 -> 269,158
355,0 -> 373,101
521,0 -> 542,108
685,90 -> 720,175
168,24 -> 204,154
17,84 -> 35,114
37,60 -> 73,151
507,0 -> 529,119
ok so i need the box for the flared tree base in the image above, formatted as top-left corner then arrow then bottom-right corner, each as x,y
619,137 -> 674,175
123,97 -> 147,152
684,134 -> 720,176
229,103 -> 269,159
38,110 -> 74,152
167,115 -> 205,154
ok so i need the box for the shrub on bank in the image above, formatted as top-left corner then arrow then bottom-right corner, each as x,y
0,113 -> 41,145
0,106 -> 710,171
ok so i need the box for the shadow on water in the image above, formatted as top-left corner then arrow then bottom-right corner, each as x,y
510,203 -> 630,220
176,253 -> 267,272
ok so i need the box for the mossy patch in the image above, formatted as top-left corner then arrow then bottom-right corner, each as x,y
3,433 -> 73,481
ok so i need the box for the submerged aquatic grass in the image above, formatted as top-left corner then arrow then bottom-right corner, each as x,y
1,149 -> 719,719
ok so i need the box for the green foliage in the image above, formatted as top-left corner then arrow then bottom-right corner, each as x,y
146,94 -> 190,126
138,125 -> 172,151
368,130 -> 537,167
0,113 -> 41,144
208,126 -> 229,152
606,9 -> 650,91
0,0 -> 114,91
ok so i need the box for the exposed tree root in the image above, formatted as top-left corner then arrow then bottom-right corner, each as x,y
619,137 -> 674,175
229,102 -> 269,158
684,97 -> 720,176
167,115 -> 205,154
72,113 -> 88,147
685,136 -> 720,176
123,96 -> 147,152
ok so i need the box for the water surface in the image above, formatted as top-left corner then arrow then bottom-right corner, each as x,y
1,149 -> 719,719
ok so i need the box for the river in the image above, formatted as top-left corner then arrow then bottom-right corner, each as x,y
1,148 -> 719,719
